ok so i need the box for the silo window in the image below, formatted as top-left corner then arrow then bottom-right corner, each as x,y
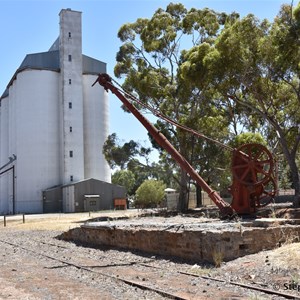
69,102 -> 72,109
68,54 -> 72,61
70,126 -> 72,132
70,175 -> 73,181
69,151 -> 73,157
69,79 -> 72,84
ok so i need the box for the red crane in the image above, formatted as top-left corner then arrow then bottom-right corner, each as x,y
93,73 -> 276,218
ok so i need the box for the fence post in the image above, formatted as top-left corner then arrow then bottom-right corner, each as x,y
4,216 -> 6,227
23,214 -> 25,224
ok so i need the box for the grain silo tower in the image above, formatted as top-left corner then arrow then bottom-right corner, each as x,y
0,9 -> 113,214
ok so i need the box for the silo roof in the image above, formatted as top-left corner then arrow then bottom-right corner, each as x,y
19,50 -> 60,71
83,55 -> 106,74
1,50 -> 60,100
1,50 -> 106,100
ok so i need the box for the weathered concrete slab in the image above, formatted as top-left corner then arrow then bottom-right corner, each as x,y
251,218 -> 300,227
61,216 -> 300,264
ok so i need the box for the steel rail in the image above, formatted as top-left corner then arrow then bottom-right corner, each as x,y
180,271 -> 300,300
1,238 -> 298,300
0,239 -> 189,300
139,262 -> 300,299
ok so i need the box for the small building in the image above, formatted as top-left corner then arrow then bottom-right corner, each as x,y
43,178 -> 126,213
164,188 -> 176,194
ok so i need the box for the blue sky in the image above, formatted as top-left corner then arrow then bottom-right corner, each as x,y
0,0 -> 288,161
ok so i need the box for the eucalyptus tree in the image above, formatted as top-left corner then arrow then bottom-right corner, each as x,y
112,170 -> 136,195
103,133 -> 174,193
180,3 -> 300,205
114,3 -> 235,211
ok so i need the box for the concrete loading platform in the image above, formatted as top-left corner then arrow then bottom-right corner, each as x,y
61,207 -> 300,264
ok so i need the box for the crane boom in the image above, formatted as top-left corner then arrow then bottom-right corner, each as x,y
93,73 -> 235,218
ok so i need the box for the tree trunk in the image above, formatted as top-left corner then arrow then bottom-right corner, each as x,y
196,185 -> 202,207
178,171 -> 189,212
277,137 -> 300,207
290,160 -> 300,207
281,156 -> 300,207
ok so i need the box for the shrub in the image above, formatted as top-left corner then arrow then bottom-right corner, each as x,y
135,180 -> 166,208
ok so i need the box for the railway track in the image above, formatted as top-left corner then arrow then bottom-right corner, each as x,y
0,232 -> 299,300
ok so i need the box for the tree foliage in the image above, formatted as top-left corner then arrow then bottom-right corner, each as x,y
114,3 -> 234,212
103,133 -> 175,194
103,133 -> 149,169
231,132 -> 267,148
114,2 -> 300,209
111,170 -> 135,195
179,3 -> 300,204
135,179 -> 166,208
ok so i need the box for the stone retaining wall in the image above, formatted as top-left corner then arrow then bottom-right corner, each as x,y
61,222 -> 300,264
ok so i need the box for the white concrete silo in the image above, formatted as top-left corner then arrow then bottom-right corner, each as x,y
14,69 -> 61,213
0,8 -> 111,214
83,74 -> 111,183
0,96 -> 10,214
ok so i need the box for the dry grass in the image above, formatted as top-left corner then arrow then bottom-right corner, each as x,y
0,210 -> 140,231
269,242 -> 300,270
212,250 -> 224,267
0,215 -> 88,231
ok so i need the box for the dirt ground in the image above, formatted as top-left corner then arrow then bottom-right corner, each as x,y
0,210 -> 300,299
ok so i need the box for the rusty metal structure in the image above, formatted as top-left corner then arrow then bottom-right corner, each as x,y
93,73 -> 276,218
230,143 -> 276,214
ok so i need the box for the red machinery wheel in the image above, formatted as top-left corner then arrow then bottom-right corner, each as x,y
232,143 -> 274,186
255,176 -> 277,207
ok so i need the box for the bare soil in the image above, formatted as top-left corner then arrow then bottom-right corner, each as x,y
0,210 -> 300,299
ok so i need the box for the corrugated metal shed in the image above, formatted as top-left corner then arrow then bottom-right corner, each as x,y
43,178 -> 126,213
42,185 -> 63,213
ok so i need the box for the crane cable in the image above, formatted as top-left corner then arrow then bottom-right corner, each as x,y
111,77 -> 235,152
